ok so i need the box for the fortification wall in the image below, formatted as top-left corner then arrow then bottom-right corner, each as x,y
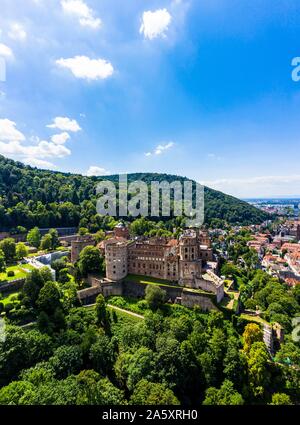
181,291 -> 218,311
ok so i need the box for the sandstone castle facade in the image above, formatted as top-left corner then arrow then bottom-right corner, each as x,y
101,224 -> 224,303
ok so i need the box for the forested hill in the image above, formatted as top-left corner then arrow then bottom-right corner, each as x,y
0,155 -> 269,231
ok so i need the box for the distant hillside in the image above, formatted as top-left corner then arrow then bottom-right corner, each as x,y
0,155 -> 269,231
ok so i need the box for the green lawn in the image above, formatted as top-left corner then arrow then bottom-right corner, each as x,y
125,274 -> 216,298
108,306 -> 142,323
126,274 -> 179,288
1,291 -> 20,306
240,313 -> 269,326
0,264 -> 34,282
85,302 -> 142,323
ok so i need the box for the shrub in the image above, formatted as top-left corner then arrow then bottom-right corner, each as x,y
4,303 -> 14,312
7,270 -> 15,278
137,300 -> 148,311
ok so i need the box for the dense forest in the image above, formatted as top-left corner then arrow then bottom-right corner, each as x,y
0,266 -> 299,405
0,155 -> 269,232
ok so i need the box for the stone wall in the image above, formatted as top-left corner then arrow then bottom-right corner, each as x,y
122,279 -> 182,302
181,291 -> 218,311
122,278 -> 218,311
0,278 -> 25,294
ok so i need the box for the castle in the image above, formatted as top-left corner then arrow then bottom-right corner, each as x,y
99,224 -> 224,303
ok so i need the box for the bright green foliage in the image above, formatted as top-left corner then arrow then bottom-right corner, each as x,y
16,242 -> 28,260
203,380 -> 244,405
0,249 -> 6,273
0,238 -> 16,262
40,234 -> 52,251
145,285 -> 166,310
270,393 -> 292,405
27,227 -> 41,248
78,246 -> 104,277
130,380 -> 179,405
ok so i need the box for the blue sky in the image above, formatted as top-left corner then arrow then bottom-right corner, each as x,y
0,0 -> 300,198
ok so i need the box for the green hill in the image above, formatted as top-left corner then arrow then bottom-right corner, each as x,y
0,155 -> 269,231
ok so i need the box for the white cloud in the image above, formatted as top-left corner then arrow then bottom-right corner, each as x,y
56,56 -> 114,80
47,116 -> 81,132
0,139 -> 70,159
51,132 -> 71,145
61,0 -> 101,29
140,9 -> 172,40
201,174 -> 300,197
0,119 -> 71,168
0,119 -> 25,142
0,43 -> 14,58
203,175 -> 300,187
23,157 -> 56,169
86,165 -> 110,176
8,23 -> 27,41
146,141 -> 175,156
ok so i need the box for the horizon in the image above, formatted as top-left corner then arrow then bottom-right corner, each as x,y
0,1 -> 300,198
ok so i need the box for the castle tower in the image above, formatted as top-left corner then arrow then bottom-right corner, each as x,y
105,240 -> 128,281
114,222 -> 129,239
179,230 -> 202,287
71,235 -> 95,263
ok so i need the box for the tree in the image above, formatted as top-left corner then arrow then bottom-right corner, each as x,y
89,334 -> 114,375
22,269 -> 45,307
0,381 -> 34,405
223,337 -> 247,390
76,371 -> 126,405
0,238 -> 16,262
145,285 -> 166,310
37,311 -> 53,335
58,268 -> 70,284
203,380 -> 244,405
40,234 -> 52,251
0,326 -> 53,384
247,342 -> 271,399
0,249 -> 6,273
95,294 -> 111,332
242,323 -> 263,355
79,227 -> 89,236
126,347 -> 156,390
40,266 -> 54,282
130,380 -> 179,405
78,246 -> 103,277
36,281 -> 62,315
130,218 -> 154,236
51,257 -> 67,273
27,227 -> 41,249
275,342 -> 300,366
94,230 -> 106,243
270,393 -> 292,405
49,229 -> 59,249
49,345 -> 83,379
16,243 -> 28,260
